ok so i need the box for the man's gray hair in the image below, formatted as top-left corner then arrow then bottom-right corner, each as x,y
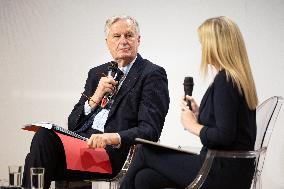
104,15 -> 140,37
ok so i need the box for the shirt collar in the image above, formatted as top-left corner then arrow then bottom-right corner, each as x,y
119,56 -> 136,76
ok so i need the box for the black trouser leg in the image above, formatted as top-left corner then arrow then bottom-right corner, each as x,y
22,128 -> 66,189
120,145 -> 201,189
120,145 -> 179,189
134,168 -> 178,189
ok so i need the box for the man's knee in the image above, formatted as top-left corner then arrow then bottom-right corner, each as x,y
33,128 -> 59,142
34,127 -> 54,139
30,128 -> 61,152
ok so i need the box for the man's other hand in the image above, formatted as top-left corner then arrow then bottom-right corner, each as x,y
87,133 -> 120,148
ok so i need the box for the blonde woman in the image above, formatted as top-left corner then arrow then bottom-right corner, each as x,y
120,16 -> 258,189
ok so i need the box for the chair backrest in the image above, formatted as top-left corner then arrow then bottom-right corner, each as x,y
255,96 -> 283,150
253,96 -> 283,188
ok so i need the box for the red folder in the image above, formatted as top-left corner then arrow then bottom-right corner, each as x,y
55,132 -> 112,174
23,124 -> 112,174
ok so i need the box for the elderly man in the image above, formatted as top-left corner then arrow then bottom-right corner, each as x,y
22,15 -> 170,189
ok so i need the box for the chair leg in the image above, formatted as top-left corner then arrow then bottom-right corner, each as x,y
105,180 -> 120,189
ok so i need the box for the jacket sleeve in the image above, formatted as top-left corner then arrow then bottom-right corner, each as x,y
118,66 -> 170,144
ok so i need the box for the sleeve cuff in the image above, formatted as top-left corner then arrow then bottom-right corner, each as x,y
112,133 -> 121,148
84,101 -> 92,115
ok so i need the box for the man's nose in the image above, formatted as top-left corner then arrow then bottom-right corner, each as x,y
119,36 -> 128,44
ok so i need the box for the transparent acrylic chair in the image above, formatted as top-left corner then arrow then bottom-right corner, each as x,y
184,96 -> 283,189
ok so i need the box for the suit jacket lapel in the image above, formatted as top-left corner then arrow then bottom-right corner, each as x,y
108,54 -> 144,118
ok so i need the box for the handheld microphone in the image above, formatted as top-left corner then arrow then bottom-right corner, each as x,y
101,61 -> 124,107
107,61 -> 124,82
108,61 -> 118,77
183,77 -> 194,110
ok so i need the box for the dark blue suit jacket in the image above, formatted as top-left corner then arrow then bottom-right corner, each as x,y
199,70 -> 256,152
198,70 -> 256,188
68,54 -> 170,175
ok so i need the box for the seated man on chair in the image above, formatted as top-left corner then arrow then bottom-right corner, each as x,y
22,15 -> 170,189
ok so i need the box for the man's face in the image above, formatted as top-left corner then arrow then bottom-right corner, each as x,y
106,19 -> 140,65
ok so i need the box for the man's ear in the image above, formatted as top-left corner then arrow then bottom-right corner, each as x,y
105,38 -> 110,47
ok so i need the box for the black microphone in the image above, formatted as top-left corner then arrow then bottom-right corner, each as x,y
108,61 -> 118,77
104,61 -> 119,99
183,77 -> 194,110
101,61 -> 124,107
107,61 -> 124,82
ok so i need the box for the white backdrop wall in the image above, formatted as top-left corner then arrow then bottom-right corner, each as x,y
0,0 -> 283,188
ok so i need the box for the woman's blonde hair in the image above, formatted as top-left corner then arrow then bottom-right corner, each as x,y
198,16 -> 258,109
